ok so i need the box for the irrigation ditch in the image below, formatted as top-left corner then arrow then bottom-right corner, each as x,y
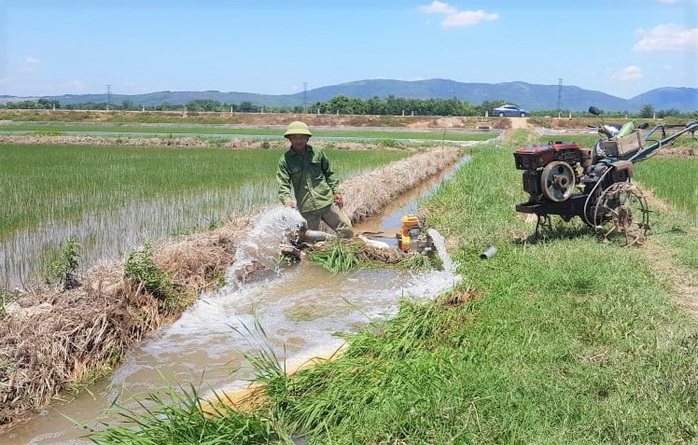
0,139 -> 468,442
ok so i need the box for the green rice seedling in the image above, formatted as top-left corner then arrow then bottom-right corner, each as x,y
536,133 -> 599,148
635,158 -> 698,219
0,143 -> 408,286
0,144 -> 407,240
307,241 -> 362,274
395,252 -> 438,271
0,122 -> 497,142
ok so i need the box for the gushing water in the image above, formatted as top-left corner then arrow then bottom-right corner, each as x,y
427,228 -> 457,273
227,206 -> 306,284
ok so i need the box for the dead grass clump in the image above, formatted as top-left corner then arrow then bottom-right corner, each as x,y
0,278 -> 161,429
342,147 -> 462,224
0,212 -> 257,432
357,245 -> 403,264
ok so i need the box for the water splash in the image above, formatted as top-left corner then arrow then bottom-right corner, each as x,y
427,228 -> 458,274
226,206 -> 307,284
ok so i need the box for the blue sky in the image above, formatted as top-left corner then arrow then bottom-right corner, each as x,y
1,0 -> 697,100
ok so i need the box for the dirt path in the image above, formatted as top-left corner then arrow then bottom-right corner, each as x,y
508,117 -> 529,130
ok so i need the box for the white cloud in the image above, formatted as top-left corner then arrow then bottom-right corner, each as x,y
634,24 -> 698,51
20,56 -> 41,72
442,10 -> 499,27
420,0 -> 456,14
419,1 -> 499,28
612,66 -> 644,81
658,0 -> 680,4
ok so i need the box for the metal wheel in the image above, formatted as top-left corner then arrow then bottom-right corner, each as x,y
592,182 -> 650,246
540,161 -> 576,202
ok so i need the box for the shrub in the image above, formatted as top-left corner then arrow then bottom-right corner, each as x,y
124,243 -> 180,313
44,236 -> 81,290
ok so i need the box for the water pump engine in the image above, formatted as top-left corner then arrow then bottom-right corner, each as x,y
396,215 -> 434,254
514,141 -> 590,203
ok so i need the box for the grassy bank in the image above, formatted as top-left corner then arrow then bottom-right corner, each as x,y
91,130 -> 698,444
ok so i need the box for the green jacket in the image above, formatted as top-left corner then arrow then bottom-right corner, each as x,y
276,144 -> 340,214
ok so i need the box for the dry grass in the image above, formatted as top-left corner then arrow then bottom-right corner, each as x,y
342,147 -> 462,223
0,144 -> 462,432
0,213 -> 254,432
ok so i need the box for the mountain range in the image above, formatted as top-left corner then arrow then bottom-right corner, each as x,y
2,79 -> 697,113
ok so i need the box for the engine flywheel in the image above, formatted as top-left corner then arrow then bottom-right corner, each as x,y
540,161 -> 576,202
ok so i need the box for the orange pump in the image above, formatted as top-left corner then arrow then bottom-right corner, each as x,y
397,215 -> 422,252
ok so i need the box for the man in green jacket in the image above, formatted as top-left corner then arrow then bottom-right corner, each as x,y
276,121 -> 354,239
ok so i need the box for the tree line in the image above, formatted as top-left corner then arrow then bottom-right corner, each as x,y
1,95 -> 694,119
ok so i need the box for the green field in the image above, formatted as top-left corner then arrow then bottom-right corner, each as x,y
636,158 -> 698,219
0,143 -> 410,286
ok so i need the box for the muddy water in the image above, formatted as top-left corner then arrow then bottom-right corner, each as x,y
1,156 -> 468,445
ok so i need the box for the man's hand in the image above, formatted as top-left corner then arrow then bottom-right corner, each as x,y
334,193 -> 344,208
284,200 -> 297,208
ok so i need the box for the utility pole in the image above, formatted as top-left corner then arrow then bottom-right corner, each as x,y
106,84 -> 112,111
557,78 -> 563,117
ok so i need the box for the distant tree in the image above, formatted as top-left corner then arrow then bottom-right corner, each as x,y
639,104 -> 655,118
155,102 -> 181,111
121,99 -> 137,111
326,95 -> 354,114
37,98 -> 60,109
186,99 -> 223,112
478,100 -> 506,116
656,108 -> 680,118
239,101 -> 257,112
385,95 -> 409,115
365,96 -> 386,115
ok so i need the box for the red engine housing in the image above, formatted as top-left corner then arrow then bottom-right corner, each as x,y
514,141 -> 589,171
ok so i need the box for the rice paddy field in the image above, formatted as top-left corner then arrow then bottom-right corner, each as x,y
635,159 -> 698,222
0,142 -> 412,287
